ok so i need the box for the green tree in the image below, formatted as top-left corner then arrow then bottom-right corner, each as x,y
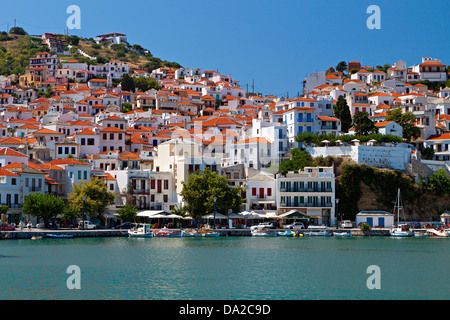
180,168 -> 244,220
421,147 -> 435,160
278,148 -> 315,175
120,74 -> 135,92
9,27 -> 27,35
336,61 -> 347,73
134,76 -> 161,92
22,193 -> 66,228
385,108 -> 421,142
116,203 -> 138,222
67,178 -> 115,219
420,169 -> 450,196
352,111 -> 378,136
0,205 -> 8,220
334,96 -> 352,133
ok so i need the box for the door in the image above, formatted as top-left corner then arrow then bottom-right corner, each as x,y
259,188 -> 264,199
367,217 -> 373,227
378,217 -> 385,227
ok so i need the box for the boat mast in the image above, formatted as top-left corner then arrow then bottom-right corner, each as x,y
394,188 -> 402,227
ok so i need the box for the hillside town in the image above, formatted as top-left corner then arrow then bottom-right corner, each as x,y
0,31 -> 449,229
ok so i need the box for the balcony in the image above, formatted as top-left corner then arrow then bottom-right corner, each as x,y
279,202 -> 333,208
28,187 -> 43,192
279,188 -> 333,193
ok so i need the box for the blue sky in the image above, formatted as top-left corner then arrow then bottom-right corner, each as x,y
0,0 -> 448,97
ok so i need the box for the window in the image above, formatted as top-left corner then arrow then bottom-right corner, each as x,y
163,195 -> 168,203
83,171 -> 87,180
78,171 -> 81,179
252,188 -> 256,196
110,184 -> 114,191
164,180 -> 169,189
72,147 -> 76,155
11,178 -> 16,185
267,188 -> 272,197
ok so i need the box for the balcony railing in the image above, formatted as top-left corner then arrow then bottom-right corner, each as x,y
280,202 -> 333,208
279,188 -> 333,193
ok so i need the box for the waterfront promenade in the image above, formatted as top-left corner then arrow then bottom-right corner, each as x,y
0,227 -> 397,239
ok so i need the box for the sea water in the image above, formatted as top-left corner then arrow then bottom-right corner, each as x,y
0,236 -> 448,300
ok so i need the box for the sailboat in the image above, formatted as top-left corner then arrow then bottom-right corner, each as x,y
390,189 -> 414,237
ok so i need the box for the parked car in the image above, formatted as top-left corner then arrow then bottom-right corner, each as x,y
284,222 -> 305,230
116,222 -> 136,229
340,220 -> 353,228
0,223 -> 15,231
78,220 -> 96,230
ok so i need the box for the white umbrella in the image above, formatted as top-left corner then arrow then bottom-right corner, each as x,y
201,213 -> 228,219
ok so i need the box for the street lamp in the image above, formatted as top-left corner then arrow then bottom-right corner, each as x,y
335,198 -> 340,229
82,195 -> 86,230
213,196 -> 217,230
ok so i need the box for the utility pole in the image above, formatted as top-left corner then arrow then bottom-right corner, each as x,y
252,79 -> 254,94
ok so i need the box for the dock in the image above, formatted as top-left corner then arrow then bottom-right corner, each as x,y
1,227 -> 415,240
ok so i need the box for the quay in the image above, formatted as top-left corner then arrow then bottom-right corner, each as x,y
1,227 -> 398,239
0,229 -> 128,239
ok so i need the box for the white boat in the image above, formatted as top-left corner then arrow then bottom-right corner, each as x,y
153,227 -> 183,237
333,231 -> 352,237
183,228 -> 220,237
426,229 -> 449,237
278,230 -> 296,237
183,230 -> 203,237
251,227 -> 278,237
304,226 -> 333,237
128,224 -> 153,238
414,231 -> 429,237
390,189 -> 414,237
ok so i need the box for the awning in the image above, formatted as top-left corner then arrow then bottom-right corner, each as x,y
202,213 -> 228,219
136,210 -> 167,217
310,215 -> 322,219
277,210 -> 310,219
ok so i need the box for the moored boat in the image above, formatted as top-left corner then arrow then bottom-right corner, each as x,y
277,230 -> 296,237
414,231 -> 429,237
46,234 -> 75,238
333,231 -> 352,237
390,189 -> 414,237
153,227 -> 183,237
304,226 -> 333,237
128,224 -> 153,238
426,229 -> 449,237
251,227 -> 278,237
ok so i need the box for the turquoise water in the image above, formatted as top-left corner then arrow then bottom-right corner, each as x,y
0,236 -> 449,300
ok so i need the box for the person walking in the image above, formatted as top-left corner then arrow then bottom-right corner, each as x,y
19,221 -> 23,231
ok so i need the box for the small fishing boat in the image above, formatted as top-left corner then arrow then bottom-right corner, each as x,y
153,227 -> 183,238
31,236 -> 43,240
304,226 -> 333,237
46,234 -> 75,239
426,229 -> 449,237
201,231 -> 220,237
251,227 -> 278,237
333,231 -> 352,237
277,230 -> 296,237
128,224 -> 153,238
183,230 -> 203,237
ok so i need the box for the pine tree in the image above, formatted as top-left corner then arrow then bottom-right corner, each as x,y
334,96 -> 352,133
